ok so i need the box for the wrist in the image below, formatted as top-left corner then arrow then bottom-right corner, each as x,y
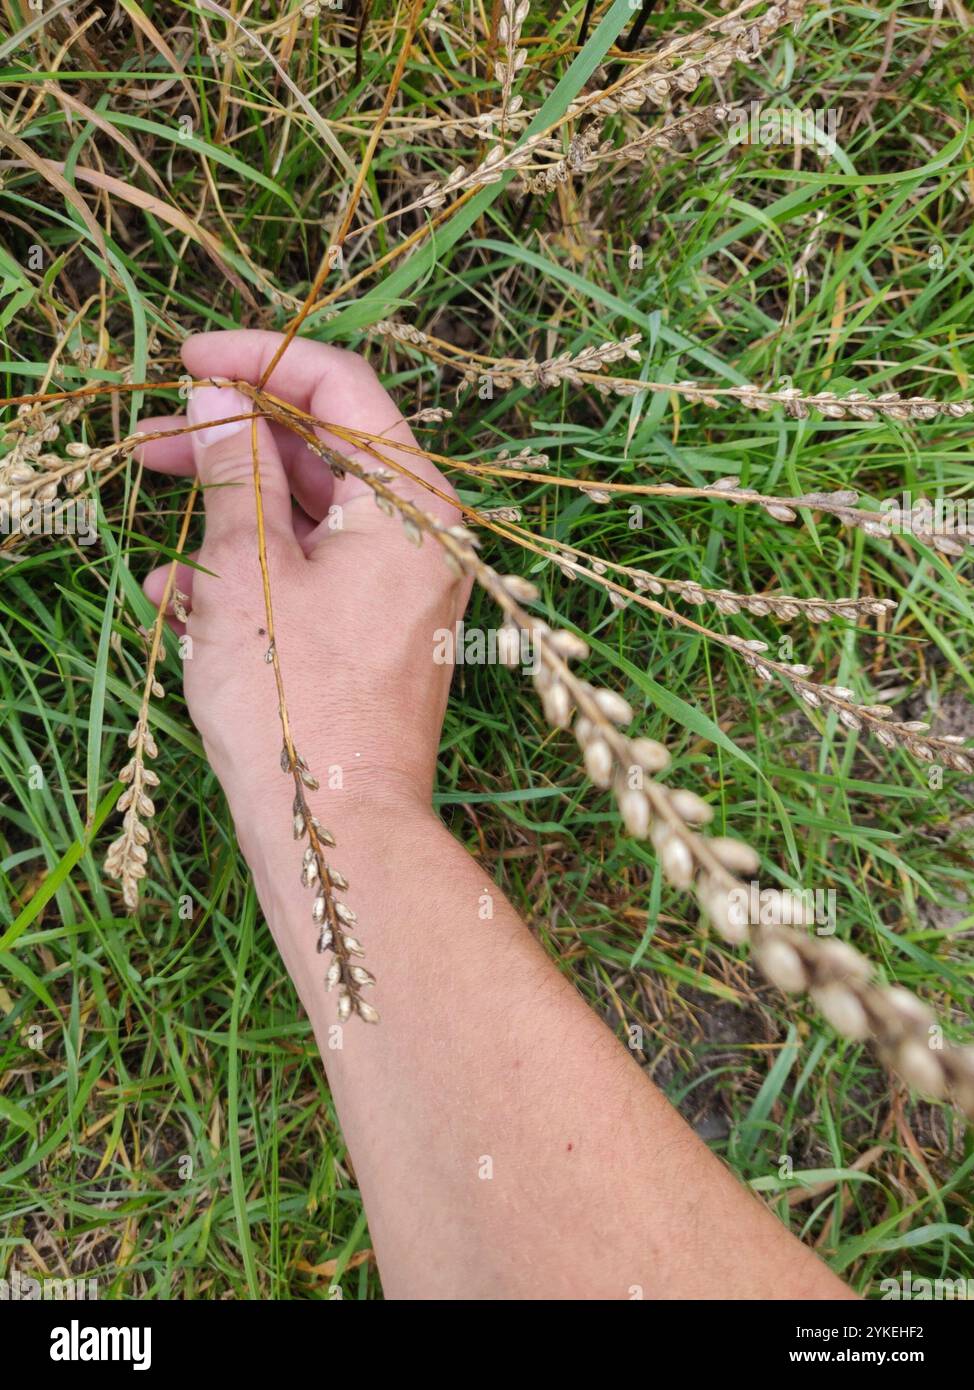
228,780 -> 444,1015
223,769 -> 439,908
210,735 -> 435,837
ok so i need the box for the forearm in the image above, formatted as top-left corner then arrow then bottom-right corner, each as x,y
228,772 -> 852,1301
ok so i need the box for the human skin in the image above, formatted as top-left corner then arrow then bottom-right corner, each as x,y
138,329 -> 854,1300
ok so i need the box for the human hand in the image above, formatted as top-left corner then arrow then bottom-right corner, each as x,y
137,330 -> 470,827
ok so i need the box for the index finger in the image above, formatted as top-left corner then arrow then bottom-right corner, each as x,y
184,330 -> 389,424
183,329 -> 459,521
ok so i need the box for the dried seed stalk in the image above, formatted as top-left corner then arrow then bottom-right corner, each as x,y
519,103 -> 739,193
568,0 -> 811,121
392,444 -> 973,560
495,0 -> 530,132
506,525 -> 895,624
373,318 -> 642,387
0,396 -> 138,544
475,514 -> 969,770
675,381 -> 974,423
371,323 -> 973,424
105,484 -> 199,909
244,411 -> 377,1024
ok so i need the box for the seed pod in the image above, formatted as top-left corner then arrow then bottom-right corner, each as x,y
447,524 -> 478,545
548,630 -> 589,661
592,689 -> 633,725
880,986 -> 934,1028
583,739 -> 614,788
895,1039 -> 946,1098
618,788 -> 650,838
543,682 -> 572,728
709,837 -> 760,876
812,983 -> 870,1040
699,880 -> 748,945
659,834 -> 694,889
629,737 -> 670,773
755,936 -> 807,992
670,789 -> 713,825
765,504 -> 797,522
573,716 -> 594,747
356,999 -> 380,1024
820,938 -> 872,983
502,574 -> 539,603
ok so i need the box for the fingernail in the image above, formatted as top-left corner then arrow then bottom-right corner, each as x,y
187,385 -> 251,446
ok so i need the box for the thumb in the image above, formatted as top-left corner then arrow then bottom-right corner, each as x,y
187,385 -> 295,549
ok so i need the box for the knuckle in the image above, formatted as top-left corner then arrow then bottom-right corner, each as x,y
200,528 -> 298,596
203,454 -> 255,490
201,532 -> 258,584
